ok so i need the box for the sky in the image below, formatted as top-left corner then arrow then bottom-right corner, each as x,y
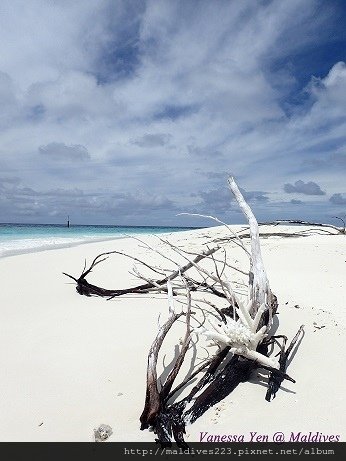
0,0 -> 345,227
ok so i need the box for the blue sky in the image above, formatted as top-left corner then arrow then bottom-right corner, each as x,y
0,0 -> 345,226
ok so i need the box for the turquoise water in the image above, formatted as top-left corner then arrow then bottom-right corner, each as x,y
0,223 -> 199,258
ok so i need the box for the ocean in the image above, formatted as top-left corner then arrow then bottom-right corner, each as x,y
0,223 -> 199,258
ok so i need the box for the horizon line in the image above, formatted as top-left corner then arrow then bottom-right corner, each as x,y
0,221 -> 205,229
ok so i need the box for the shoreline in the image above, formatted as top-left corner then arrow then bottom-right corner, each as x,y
0,234 -> 126,260
0,222 -> 342,260
0,227 -> 203,260
0,225 -> 344,441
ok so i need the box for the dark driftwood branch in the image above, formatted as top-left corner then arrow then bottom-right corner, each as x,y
184,346 -> 231,404
333,216 -> 346,233
182,347 -> 295,425
166,358 -> 213,402
185,355 -> 254,423
261,219 -> 345,234
140,311 -> 185,429
265,325 -> 304,401
63,246 -> 219,299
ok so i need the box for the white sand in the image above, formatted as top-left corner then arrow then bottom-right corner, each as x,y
0,226 -> 345,442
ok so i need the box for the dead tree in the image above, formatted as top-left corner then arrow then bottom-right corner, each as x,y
63,176 -> 304,446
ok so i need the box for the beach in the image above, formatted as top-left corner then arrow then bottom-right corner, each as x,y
0,225 -> 345,442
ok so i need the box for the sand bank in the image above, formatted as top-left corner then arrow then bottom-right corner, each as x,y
0,226 -> 344,442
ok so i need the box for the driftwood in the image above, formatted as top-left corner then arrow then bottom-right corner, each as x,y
63,176 -> 304,446
63,247 -> 219,298
260,219 -> 345,234
265,325 -> 304,401
137,178 -> 302,445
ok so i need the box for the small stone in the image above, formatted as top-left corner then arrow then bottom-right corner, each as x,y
117,392 -> 123,396
94,424 -> 113,442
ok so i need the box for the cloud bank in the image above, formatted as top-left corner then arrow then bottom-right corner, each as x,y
284,180 -> 326,195
0,0 -> 345,225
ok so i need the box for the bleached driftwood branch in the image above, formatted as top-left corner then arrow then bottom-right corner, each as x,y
228,177 -> 273,320
189,178 -> 278,370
